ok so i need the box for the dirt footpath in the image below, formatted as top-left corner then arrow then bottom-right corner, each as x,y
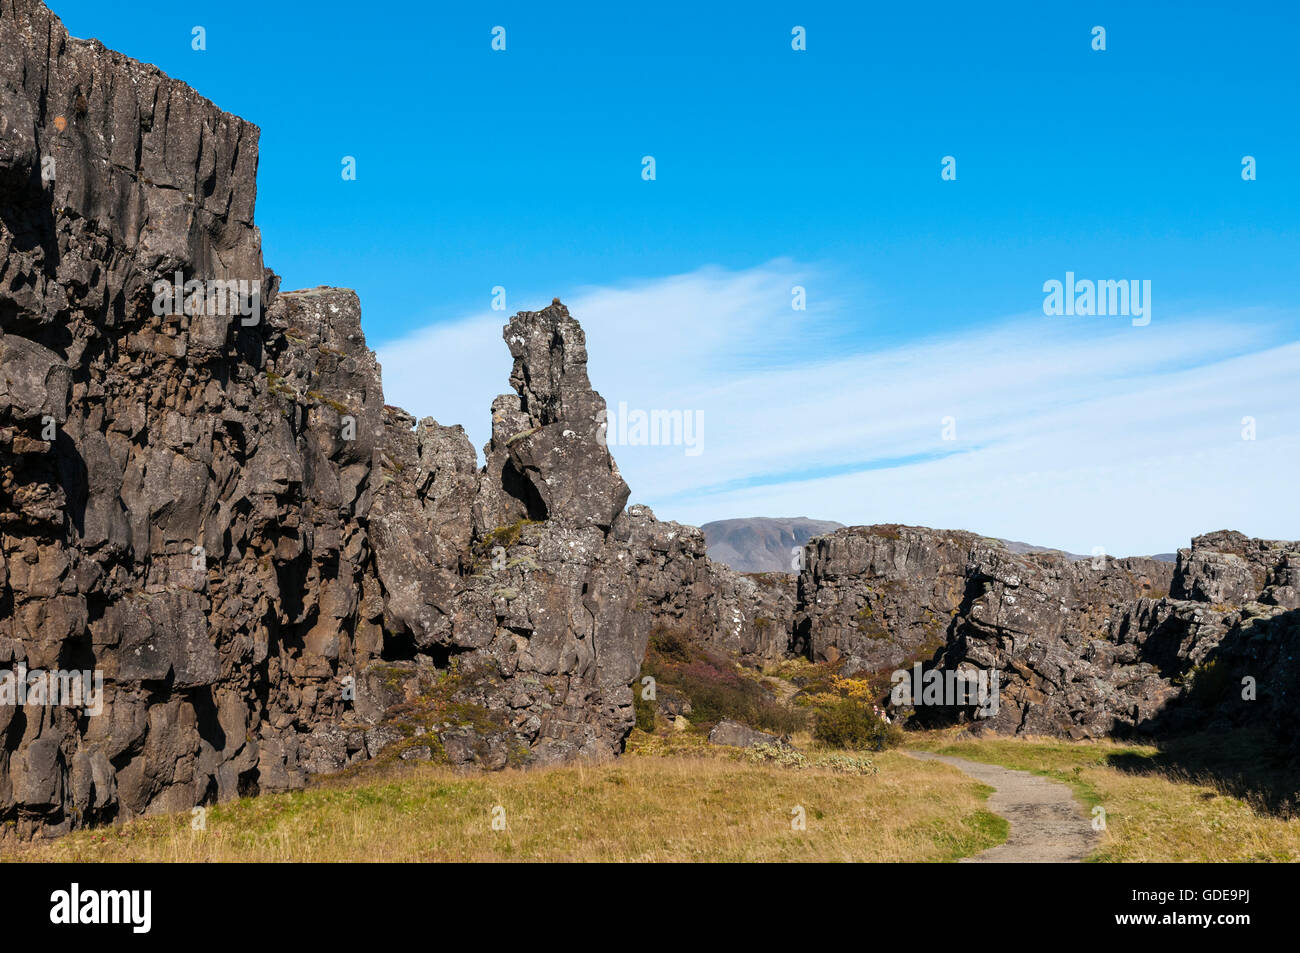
908,751 -> 1100,862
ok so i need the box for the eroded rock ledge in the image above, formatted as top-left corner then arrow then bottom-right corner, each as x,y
793,525 -> 1299,744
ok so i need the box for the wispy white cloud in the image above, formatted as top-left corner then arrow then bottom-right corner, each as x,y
377,262 -> 1300,555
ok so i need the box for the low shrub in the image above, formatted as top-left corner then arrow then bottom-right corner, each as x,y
813,697 -> 904,751
648,626 -> 694,664
641,626 -> 808,735
1185,658 -> 1234,709
813,752 -> 879,775
744,742 -> 877,775
673,656 -> 806,734
632,682 -> 656,732
744,743 -> 809,769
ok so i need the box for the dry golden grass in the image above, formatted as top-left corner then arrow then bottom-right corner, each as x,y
9,726 -> 1293,862
6,750 -> 1005,863
910,729 -> 1300,862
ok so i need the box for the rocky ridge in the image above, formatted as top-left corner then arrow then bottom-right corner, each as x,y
0,0 -> 780,836
792,525 -> 1298,743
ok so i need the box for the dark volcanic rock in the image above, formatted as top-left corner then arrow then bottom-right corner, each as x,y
619,511 -> 800,664
794,524 -> 1178,736
707,719 -> 783,748
936,539 -> 1176,737
796,525 -> 978,673
793,524 -> 1297,744
476,305 -> 630,534
0,0 -> 754,834
2,0 -> 280,836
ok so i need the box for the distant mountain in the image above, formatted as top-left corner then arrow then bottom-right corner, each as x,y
702,517 -> 845,573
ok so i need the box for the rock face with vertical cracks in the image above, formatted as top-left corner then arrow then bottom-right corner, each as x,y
793,525 -> 1299,745
0,0 -> 762,835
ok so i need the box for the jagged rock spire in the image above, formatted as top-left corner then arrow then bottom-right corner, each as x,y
477,302 -> 629,533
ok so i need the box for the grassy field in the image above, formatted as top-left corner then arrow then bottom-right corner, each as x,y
8,724 -> 1296,862
5,748 -> 1005,863
910,729 -> 1300,862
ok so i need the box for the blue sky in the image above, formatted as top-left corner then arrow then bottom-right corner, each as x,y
50,1 -> 1300,553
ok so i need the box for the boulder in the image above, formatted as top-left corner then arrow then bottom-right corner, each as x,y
707,719 -> 784,748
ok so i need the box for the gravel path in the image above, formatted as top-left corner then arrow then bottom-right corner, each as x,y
908,751 -> 1099,862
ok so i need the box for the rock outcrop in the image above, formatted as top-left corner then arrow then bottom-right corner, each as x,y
707,719 -> 785,749
792,525 -> 1298,744
0,0 -> 753,835
795,525 -> 984,672
3,0 -> 281,834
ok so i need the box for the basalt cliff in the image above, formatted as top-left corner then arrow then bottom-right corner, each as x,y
1,0 -> 1296,839
0,0 -> 784,835
794,525 -> 1299,744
